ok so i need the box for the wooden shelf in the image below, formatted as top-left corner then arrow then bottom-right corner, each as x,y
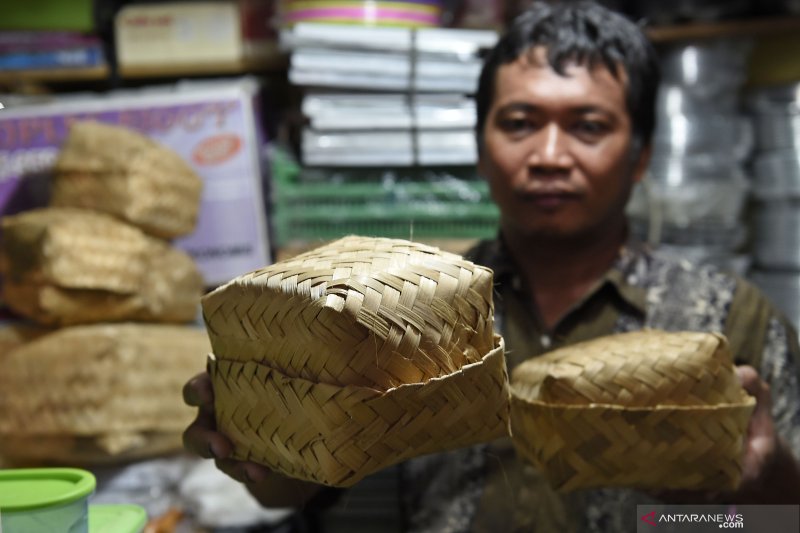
119,55 -> 288,79
647,15 -> 800,43
0,65 -> 109,85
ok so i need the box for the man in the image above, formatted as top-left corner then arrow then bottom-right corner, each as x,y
184,2 -> 800,531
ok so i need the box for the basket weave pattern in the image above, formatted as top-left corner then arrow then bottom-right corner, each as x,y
52,121 -> 202,239
210,335 -> 508,487
204,236 -> 510,486
0,324 -> 209,462
203,236 -> 495,390
0,208 -> 203,326
510,330 -> 755,492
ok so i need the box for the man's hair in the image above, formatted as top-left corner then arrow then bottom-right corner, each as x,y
475,1 -> 660,153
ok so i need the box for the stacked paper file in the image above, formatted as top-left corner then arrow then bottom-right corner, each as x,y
282,23 -> 497,167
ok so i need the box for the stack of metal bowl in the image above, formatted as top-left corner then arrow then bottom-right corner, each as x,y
632,0 -> 751,24
628,40 -> 753,275
747,83 -> 800,329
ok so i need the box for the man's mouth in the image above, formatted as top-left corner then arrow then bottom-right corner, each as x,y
520,191 -> 579,209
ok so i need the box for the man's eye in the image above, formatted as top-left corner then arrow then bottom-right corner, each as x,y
499,118 -> 532,133
574,121 -> 608,135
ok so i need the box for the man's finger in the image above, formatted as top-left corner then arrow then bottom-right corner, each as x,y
215,458 -> 271,485
183,372 -> 214,408
735,365 -> 772,410
182,411 -> 232,459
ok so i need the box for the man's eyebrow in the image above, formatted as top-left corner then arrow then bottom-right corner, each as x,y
495,102 -> 537,114
495,103 -> 615,115
571,105 -> 614,116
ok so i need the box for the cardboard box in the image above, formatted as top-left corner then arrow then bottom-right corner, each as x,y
115,1 -> 279,74
0,78 -> 272,287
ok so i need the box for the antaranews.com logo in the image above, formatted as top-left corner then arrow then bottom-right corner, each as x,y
641,510 -> 744,528
638,504 -> 799,532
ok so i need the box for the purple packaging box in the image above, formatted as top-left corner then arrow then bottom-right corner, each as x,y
0,78 -> 272,288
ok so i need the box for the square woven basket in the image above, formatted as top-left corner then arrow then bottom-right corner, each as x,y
0,323 -> 209,464
0,207 -> 203,326
203,236 -> 511,487
510,330 -> 756,492
52,120 -> 202,240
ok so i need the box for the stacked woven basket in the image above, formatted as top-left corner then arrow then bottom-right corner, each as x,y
203,236 -> 511,487
0,121 -> 210,465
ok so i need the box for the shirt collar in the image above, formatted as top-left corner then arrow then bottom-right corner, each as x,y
484,232 -> 650,317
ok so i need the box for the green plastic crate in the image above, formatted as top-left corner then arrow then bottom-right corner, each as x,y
273,180 -> 499,245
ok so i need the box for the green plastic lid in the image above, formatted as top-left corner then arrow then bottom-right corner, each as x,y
89,504 -> 148,533
0,468 -> 96,512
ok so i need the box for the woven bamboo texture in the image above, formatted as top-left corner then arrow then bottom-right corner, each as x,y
510,330 -> 756,492
0,432 -> 183,466
210,335 -> 509,487
203,236 -> 496,390
203,236 -> 509,486
0,207 -> 203,326
0,323 -> 210,462
52,120 -> 202,239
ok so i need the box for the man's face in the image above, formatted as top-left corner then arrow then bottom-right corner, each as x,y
479,47 -> 648,243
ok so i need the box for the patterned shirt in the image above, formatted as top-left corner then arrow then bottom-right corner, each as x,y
402,237 -> 800,533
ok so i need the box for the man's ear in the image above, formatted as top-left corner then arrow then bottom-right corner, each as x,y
631,143 -> 651,184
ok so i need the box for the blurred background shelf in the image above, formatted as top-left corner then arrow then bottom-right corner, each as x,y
118,56 -> 288,79
0,65 -> 110,84
647,15 -> 800,42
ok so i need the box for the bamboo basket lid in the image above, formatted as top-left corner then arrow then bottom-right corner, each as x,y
203,235 -> 496,390
52,120 -> 202,239
0,323 -> 209,462
510,330 -> 756,492
0,207 -> 203,326
204,236 -> 510,486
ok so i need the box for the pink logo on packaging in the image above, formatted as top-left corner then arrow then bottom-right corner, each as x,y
641,511 -> 657,526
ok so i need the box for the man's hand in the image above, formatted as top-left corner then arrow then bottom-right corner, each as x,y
182,372 -> 325,507
735,365 -> 778,492
651,365 -> 800,504
182,372 -> 273,484
730,365 -> 800,503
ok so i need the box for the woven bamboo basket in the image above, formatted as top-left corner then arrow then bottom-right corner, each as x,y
0,323 -> 210,464
0,207 -> 203,326
204,236 -> 511,487
52,120 -> 202,239
510,330 -> 756,492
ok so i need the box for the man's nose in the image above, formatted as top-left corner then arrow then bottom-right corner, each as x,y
528,123 -> 571,169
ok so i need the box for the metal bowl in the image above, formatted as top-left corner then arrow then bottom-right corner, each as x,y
749,269 -> 800,330
752,199 -> 800,269
657,84 -> 739,118
660,40 -> 752,92
652,113 -> 753,161
752,110 -> 800,151
747,83 -> 800,111
752,150 -> 800,198
636,0 -> 751,24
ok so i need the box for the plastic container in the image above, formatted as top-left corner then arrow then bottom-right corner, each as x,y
0,468 -> 95,533
88,504 -> 147,533
280,0 -> 443,28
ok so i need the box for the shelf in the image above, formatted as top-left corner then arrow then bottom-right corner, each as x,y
647,15 -> 800,43
119,55 -> 288,79
0,65 -> 109,85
